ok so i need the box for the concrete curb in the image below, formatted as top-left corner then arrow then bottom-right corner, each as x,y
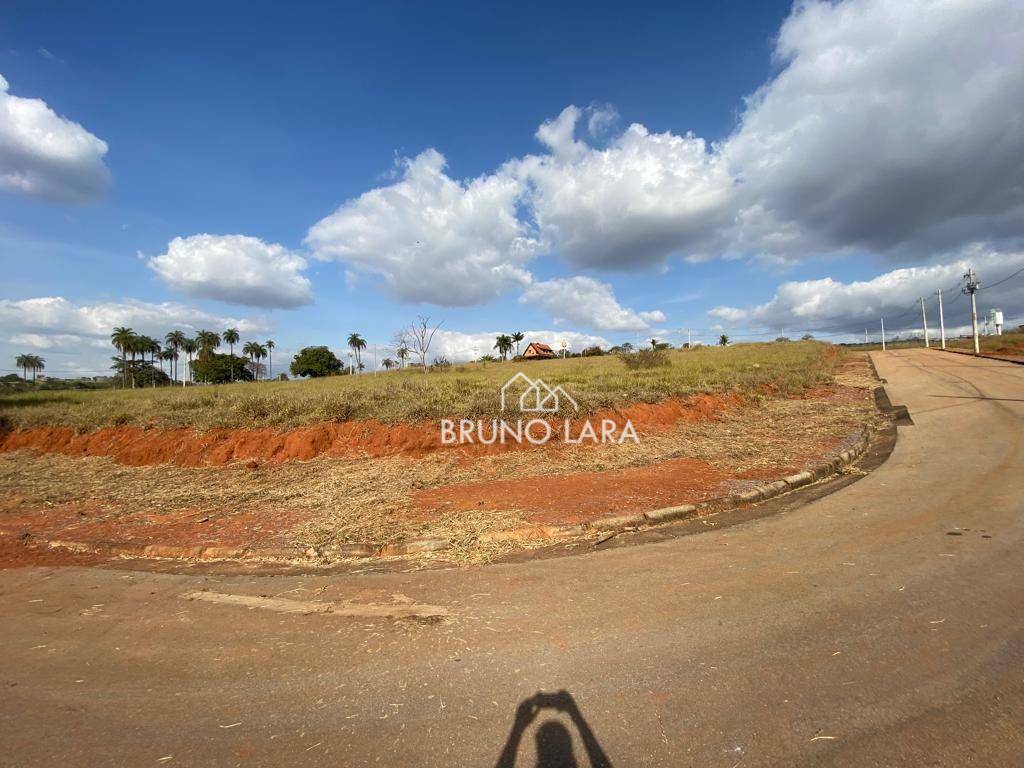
934,347 -> 1024,366
5,426 -> 874,566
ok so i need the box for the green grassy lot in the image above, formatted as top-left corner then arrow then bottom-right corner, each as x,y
0,341 -> 838,432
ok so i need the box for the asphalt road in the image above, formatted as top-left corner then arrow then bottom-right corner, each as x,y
1,349 -> 1022,767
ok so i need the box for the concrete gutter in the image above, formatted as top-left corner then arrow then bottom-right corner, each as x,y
934,346 -> 1024,366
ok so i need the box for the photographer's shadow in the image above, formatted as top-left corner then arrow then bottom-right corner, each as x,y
494,690 -> 613,768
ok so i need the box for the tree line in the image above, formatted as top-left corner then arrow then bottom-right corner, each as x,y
14,354 -> 45,383
109,327 -> 275,387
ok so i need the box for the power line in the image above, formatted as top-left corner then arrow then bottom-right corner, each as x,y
979,263 -> 1024,291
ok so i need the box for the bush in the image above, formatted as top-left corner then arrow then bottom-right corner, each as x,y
621,348 -> 671,370
581,346 -> 605,356
190,354 -> 253,384
290,346 -> 343,378
111,360 -> 172,387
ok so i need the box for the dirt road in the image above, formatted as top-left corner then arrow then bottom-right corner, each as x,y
1,348 -> 1021,767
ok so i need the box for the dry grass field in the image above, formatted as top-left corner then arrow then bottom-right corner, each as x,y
1,341 -> 835,431
0,343 -> 883,563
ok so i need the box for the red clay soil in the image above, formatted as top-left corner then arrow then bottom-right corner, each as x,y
0,536 -> 106,569
0,495 -> 303,552
412,456 -> 822,525
0,394 -> 741,468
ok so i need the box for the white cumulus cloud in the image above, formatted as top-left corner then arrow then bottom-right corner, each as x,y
148,234 -> 313,309
723,0 -> 1024,259
0,296 -> 271,374
306,0 -> 1024,286
0,296 -> 268,341
306,149 -> 541,306
520,276 -> 666,332
0,74 -> 112,203
520,114 -> 734,269
708,247 -> 1024,335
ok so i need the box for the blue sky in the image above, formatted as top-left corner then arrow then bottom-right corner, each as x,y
2,0 -> 1024,376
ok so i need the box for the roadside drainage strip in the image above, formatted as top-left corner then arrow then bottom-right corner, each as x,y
934,347 -> 1024,366
2,426 -> 874,566
181,590 -> 448,618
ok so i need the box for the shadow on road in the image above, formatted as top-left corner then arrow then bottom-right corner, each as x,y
495,691 -> 613,768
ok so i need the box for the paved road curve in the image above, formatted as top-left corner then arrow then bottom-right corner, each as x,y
2,349 -> 1022,767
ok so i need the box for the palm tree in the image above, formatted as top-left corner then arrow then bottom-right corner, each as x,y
196,330 -> 220,355
242,341 -> 260,381
265,340 -> 275,380
381,358 -> 396,371
128,333 -> 150,388
181,338 -> 198,386
511,331 -> 525,357
396,345 -> 409,369
347,333 -> 366,373
194,331 -> 220,383
25,355 -> 45,384
223,328 -> 240,382
15,354 -> 31,382
494,334 -> 513,361
719,334 -> 730,347
161,348 -> 177,384
139,336 -> 161,387
110,327 -> 135,388
165,330 -> 186,384
256,344 -> 268,380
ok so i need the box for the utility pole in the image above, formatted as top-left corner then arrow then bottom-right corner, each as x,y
919,297 -> 930,348
880,318 -> 886,351
687,328 -> 691,349
963,268 -> 981,354
936,289 -> 946,349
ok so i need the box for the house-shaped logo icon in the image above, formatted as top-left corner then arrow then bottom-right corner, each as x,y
500,371 -> 579,413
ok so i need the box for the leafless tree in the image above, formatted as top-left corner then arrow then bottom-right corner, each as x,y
406,316 -> 442,372
392,329 -> 411,369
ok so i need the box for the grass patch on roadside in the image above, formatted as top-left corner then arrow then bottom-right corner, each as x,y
0,341 -> 837,431
946,328 -> 1024,357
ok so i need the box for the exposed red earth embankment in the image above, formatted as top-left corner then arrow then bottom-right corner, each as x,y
0,352 -> 882,568
0,394 -> 741,467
